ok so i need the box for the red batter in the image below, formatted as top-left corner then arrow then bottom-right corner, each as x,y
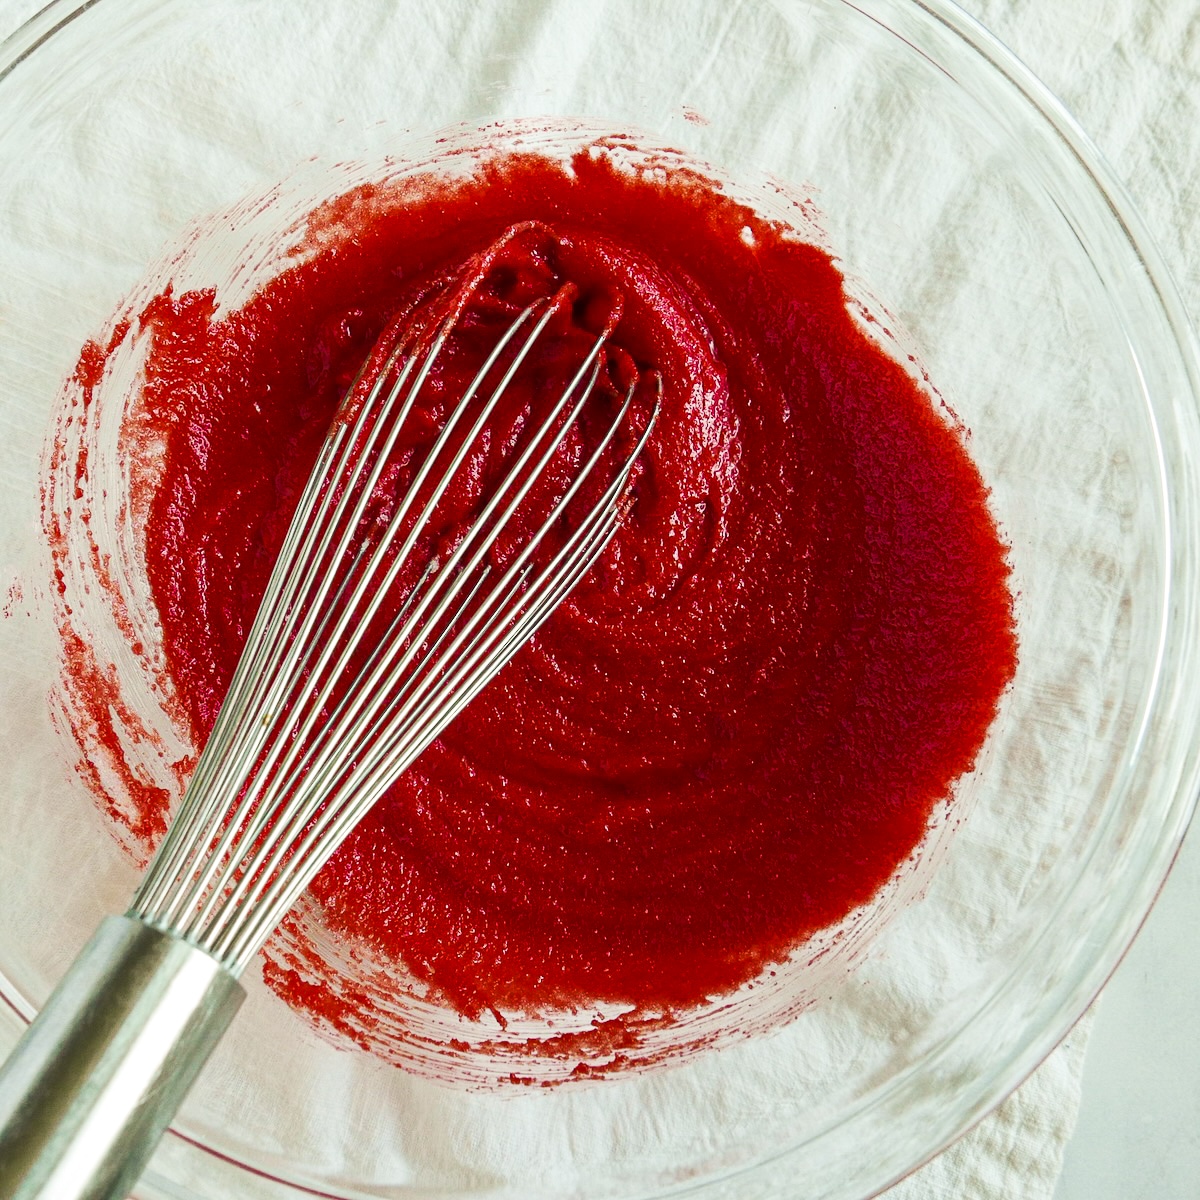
64,148 -> 1017,1031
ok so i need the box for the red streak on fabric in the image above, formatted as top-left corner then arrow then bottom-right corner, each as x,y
70,150 -> 1016,1030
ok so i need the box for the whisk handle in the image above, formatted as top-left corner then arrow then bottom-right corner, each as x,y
0,915 -> 243,1200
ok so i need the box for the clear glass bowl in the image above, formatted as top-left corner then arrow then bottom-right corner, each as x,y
0,1 -> 1197,1198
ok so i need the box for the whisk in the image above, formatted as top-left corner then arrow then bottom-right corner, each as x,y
0,263 -> 658,1200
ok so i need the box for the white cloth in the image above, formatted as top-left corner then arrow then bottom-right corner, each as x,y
0,1 -> 1192,1197
885,1011 -> 1095,1198
887,2 -> 1200,1195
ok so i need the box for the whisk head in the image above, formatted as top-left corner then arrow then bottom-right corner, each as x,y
130,241 -> 659,971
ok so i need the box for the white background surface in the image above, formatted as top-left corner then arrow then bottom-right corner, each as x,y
1053,835 -> 1200,1200
1,1 -> 1198,1196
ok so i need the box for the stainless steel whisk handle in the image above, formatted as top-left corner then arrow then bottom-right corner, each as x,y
0,916 -> 243,1200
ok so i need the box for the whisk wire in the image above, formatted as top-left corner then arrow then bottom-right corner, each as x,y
210,562 -> 535,961
142,303 -> 544,933
222,401 -> 656,967
131,287 -> 656,968
132,338 -> 422,921
146,318 -> 473,927
200,338 -> 617,956
180,306 -> 596,941
267,384 -> 652,875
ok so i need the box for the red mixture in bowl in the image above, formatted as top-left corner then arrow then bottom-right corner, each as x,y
54,145 -> 1016,1046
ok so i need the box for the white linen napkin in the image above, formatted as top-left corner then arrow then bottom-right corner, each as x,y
885,0 -> 1200,1194
1,1 -> 1191,1197
884,1010 -> 1094,1198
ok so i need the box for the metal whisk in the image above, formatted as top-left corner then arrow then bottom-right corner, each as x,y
0,277 -> 658,1200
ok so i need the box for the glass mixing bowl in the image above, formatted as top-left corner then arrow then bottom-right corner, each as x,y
0,1 -> 1197,1197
